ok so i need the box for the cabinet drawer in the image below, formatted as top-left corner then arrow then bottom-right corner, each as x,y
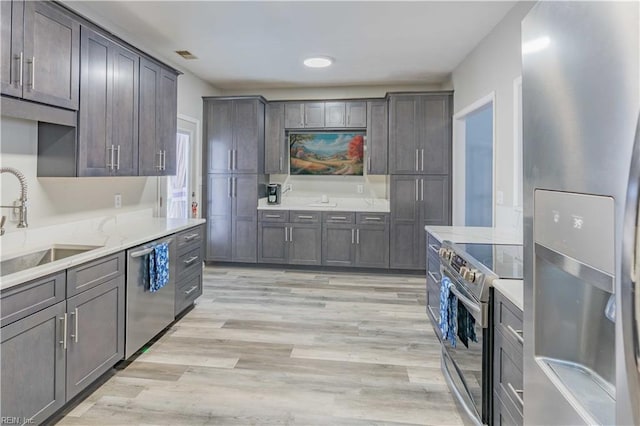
323,212 -> 355,224
176,270 -> 202,316
427,234 -> 442,258
1,272 -> 66,327
67,252 -> 125,296
494,328 -> 524,416
290,211 -> 320,223
356,212 -> 388,225
177,247 -> 203,278
176,225 -> 204,251
493,389 -> 523,426
494,290 -> 524,353
259,210 -> 289,223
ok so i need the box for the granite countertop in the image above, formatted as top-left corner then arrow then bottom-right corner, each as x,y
493,279 -> 524,311
258,196 -> 390,213
424,225 -> 523,245
0,211 -> 206,291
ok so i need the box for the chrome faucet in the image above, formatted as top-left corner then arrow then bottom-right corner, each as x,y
0,167 -> 28,232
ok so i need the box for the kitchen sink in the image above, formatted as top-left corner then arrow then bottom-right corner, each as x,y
0,244 -> 102,276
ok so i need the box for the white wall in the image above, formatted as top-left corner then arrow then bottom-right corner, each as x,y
451,2 -> 534,230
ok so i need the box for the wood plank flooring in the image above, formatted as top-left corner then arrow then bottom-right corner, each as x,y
56,266 -> 463,425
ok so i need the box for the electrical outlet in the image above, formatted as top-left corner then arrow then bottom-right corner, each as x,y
357,184 -> 364,194
496,190 -> 504,205
114,193 -> 122,209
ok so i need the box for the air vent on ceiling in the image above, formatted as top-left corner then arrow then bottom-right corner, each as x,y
175,50 -> 198,60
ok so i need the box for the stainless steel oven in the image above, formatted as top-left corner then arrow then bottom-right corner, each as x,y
436,241 -> 523,425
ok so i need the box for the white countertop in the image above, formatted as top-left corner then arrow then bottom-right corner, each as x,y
493,279 -> 524,311
0,210 -> 205,291
424,226 -> 523,245
258,196 -> 390,213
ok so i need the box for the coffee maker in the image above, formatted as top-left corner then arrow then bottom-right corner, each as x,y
267,184 -> 281,205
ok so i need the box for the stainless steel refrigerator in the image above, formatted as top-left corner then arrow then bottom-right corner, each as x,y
523,2 -> 640,425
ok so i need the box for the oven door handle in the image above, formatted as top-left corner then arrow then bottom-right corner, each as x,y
449,284 -> 485,327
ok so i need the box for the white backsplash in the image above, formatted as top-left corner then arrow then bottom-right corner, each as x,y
268,174 -> 389,200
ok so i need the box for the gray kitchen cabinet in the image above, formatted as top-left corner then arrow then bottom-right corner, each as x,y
258,222 -> 288,264
322,223 -> 355,267
258,211 -> 321,266
1,0 -> 80,109
265,102 -> 287,174
1,301 -> 67,425
289,223 -> 322,265
139,57 -> 179,176
389,95 -> 421,174
325,102 -> 346,127
346,101 -> 367,128
284,102 -> 304,128
493,289 -> 524,426
205,97 -> 265,174
1,0 -> 23,98
304,102 -> 325,127
78,27 -> 139,176
388,93 -> 452,175
355,224 -> 389,268
206,173 -> 259,263
65,276 -> 125,400
175,224 -> 204,316
321,212 -> 389,268
422,175 -> 451,225
366,100 -> 388,175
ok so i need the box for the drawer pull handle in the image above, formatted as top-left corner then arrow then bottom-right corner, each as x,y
298,215 -> 314,219
185,285 -> 199,295
265,214 -> 281,218
507,325 -> 524,345
507,382 -> 524,407
429,243 -> 440,254
183,233 -> 199,241
330,216 -> 347,220
183,256 -> 199,265
364,216 -> 382,221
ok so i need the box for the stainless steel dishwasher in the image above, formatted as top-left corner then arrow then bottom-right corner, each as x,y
125,235 -> 175,359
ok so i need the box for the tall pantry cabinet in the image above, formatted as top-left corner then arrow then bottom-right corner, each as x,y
203,97 -> 267,263
388,92 -> 453,269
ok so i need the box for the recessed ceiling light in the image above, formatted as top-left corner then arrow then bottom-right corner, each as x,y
304,56 -> 333,68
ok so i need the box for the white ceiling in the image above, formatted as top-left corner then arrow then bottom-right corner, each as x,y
63,1 -> 517,90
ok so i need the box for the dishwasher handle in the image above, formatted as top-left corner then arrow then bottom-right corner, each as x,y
130,238 -> 174,258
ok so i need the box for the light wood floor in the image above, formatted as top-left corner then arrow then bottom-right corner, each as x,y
57,266 -> 463,425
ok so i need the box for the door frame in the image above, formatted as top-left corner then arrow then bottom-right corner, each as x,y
452,92 -> 496,226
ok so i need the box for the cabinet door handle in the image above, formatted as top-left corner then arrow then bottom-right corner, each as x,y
157,151 -> 163,169
234,149 -> 237,170
284,226 -> 288,242
183,256 -> 199,265
421,178 -> 424,201
16,52 -> 23,87
27,56 -> 35,90
507,383 -> 524,407
70,308 -> 79,343
265,214 -> 281,218
183,233 -> 199,241
227,150 -> 232,170
351,228 -> 355,244
356,229 -> 360,245
106,145 -> 113,169
184,285 -> 198,295
415,179 -> 419,201
330,216 -> 347,220
506,325 -> 524,345
368,156 -> 371,173
290,227 -> 294,242
59,314 -> 67,349
415,149 -> 419,171
116,145 -> 121,170
228,177 -> 232,198
279,156 -> 283,172
421,149 -> 424,172
233,177 -> 237,197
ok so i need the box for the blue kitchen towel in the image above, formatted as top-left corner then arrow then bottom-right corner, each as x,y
149,242 -> 169,292
439,275 -> 459,347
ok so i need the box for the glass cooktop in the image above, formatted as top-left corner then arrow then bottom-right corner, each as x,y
455,243 -> 524,280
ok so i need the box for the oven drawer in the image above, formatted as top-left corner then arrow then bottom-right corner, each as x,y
494,290 -> 524,356
494,328 -> 524,417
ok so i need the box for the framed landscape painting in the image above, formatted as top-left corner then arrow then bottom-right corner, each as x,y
289,132 -> 365,175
